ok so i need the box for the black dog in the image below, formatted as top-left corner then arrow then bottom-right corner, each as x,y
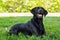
9,6 -> 48,36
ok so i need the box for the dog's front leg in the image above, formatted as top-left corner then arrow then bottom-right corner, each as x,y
32,28 -> 39,36
42,24 -> 46,35
39,23 -> 46,36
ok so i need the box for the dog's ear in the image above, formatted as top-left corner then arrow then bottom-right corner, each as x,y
43,9 -> 48,16
30,8 -> 35,15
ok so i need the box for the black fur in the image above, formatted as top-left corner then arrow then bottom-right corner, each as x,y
9,6 -> 48,36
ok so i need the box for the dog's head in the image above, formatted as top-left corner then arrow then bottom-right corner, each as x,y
30,6 -> 48,18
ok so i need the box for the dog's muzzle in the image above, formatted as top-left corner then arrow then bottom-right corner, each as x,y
37,14 -> 42,18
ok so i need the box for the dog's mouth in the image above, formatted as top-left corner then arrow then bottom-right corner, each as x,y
36,14 -> 42,18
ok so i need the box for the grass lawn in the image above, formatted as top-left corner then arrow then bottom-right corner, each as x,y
0,16 -> 60,40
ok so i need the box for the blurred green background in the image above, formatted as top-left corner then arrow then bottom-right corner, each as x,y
0,0 -> 60,13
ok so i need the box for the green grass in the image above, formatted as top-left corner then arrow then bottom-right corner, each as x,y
0,16 -> 60,40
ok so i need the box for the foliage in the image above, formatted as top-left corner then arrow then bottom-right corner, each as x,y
0,0 -> 60,12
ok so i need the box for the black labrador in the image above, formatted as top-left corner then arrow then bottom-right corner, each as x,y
9,6 -> 48,36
